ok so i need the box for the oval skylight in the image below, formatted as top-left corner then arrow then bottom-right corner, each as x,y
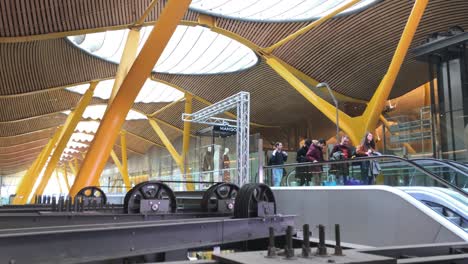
67,25 -> 258,75
62,105 -> 147,120
189,0 -> 378,22
66,79 -> 183,103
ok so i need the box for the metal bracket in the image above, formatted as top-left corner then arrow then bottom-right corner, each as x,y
140,199 -> 170,214
257,202 -> 275,217
217,199 -> 236,213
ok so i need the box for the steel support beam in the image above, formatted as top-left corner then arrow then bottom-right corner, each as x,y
12,126 -> 63,204
360,0 -> 428,135
55,169 -> 63,194
148,118 -> 184,173
261,0 -> 362,54
70,0 -> 192,196
109,29 -> 140,104
34,83 -> 96,196
182,93 -> 194,191
62,164 -> 70,191
0,216 -> 293,263
265,56 -> 359,144
110,150 -> 131,191
149,97 -> 185,117
120,131 -> 131,191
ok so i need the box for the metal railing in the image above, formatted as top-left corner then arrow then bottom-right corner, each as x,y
263,155 -> 468,197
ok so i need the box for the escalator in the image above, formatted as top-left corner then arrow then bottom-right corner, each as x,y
410,158 -> 468,189
399,187 -> 468,233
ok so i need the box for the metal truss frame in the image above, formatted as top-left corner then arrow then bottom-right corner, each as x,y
182,92 -> 250,185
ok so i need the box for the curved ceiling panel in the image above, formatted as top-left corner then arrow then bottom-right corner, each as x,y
66,79 -> 184,103
68,25 -> 258,75
62,105 -> 147,121
189,0 -> 379,22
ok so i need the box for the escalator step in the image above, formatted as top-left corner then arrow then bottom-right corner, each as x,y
446,216 -> 461,225
430,206 -> 444,215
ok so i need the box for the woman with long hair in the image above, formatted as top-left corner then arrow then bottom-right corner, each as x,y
356,132 -> 376,184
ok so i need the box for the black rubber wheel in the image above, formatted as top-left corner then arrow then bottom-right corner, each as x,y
123,181 -> 177,214
233,183 -> 276,218
200,183 -> 239,212
76,186 -> 107,204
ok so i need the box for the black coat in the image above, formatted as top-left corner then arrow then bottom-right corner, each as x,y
296,146 -> 308,163
269,150 -> 288,166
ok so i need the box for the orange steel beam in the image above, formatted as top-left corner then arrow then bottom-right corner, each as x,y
69,0 -> 192,196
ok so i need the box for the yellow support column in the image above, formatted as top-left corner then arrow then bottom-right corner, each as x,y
109,29 -> 140,104
120,131 -> 131,191
34,83 -> 97,196
359,0 -> 428,134
68,159 -> 77,176
62,164 -> 70,191
70,0 -> 192,196
110,150 -> 132,192
148,118 -> 184,172
13,126 -> 63,204
55,169 -> 63,194
182,93 -> 194,191
265,56 -> 361,144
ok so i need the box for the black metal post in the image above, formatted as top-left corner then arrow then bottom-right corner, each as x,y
334,224 -> 343,256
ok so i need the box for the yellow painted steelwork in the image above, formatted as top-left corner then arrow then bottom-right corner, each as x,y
149,97 -> 186,117
70,0 -> 191,196
109,29 -> 140,104
267,0 -> 428,144
110,150 -> 132,191
360,0 -> 429,135
182,93 -> 194,191
34,83 -> 97,196
133,0 -> 160,28
62,164 -> 71,191
262,0 -> 362,54
12,126 -> 63,204
120,131 -> 131,191
148,118 -> 184,172
124,130 -> 165,148
265,56 -> 360,144
55,169 -> 63,194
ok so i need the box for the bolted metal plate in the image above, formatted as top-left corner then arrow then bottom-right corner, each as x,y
140,199 -> 170,214
217,199 -> 236,213
257,202 -> 275,217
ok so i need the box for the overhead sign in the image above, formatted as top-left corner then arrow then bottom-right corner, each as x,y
213,125 -> 237,134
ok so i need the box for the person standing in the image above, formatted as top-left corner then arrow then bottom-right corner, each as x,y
296,139 -> 312,186
356,132 -> 376,185
269,142 -> 288,186
306,139 -> 326,185
329,135 -> 354,184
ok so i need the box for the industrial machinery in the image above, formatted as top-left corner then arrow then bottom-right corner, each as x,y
0,182 -> 293,263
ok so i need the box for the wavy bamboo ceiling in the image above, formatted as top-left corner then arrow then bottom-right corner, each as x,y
1,0 -> 468,175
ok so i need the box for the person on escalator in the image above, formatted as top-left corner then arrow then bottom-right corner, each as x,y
330,135 -> 354,185
296,139 -> 312,186
306,139 -> 326,185
269,142 -> 288,187
356,132 -> 378,185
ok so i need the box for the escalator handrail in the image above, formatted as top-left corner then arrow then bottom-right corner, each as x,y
410,158 -> 468,177
263,154 -> 468,197
443,159 -> 468,171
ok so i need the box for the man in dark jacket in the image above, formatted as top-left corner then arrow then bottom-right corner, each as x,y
329,135 -> 354,184
269,142 -> 288,186
296,139 -> 312,186
306,139 -> 326,185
